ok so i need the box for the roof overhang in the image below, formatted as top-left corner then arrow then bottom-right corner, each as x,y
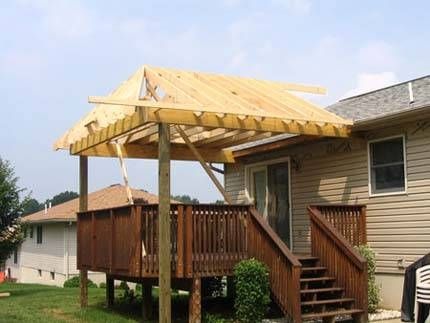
55,66 -> 353,163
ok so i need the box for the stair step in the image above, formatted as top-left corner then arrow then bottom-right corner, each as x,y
300,276 -> 336,283
302,308 -> 363,320
301,266 -> 326,273
301,287 -> 344,294
301,298 -> 355,306
296,255 -> 319,261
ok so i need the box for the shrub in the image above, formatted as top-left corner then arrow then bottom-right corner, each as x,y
356,245 -> 380,313
202,276 -> 225,298
234,259 -> 270,323
118,280 -> 129,290
99,282 -> 106,288
63,275 -> 97,288
203,313 -> 227,323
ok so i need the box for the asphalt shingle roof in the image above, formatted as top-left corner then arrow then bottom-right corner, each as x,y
327,75 -> 430,121
23,184 -> 163,223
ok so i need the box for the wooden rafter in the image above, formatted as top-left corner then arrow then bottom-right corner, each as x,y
57,66 -> 353,160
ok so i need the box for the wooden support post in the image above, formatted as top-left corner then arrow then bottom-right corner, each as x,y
158,123 -> 171,323
189,277 -> 201,323
142,282 -> 153,321
184,206 -> 193,277
176,205 -> 184,277
106,274 -> 114,308
79,156 -> 88,308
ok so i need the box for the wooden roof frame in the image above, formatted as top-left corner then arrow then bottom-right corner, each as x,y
55,66 -> 353,163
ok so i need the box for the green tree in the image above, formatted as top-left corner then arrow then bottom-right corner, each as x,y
171,194 -> 199,204
0,157 -> 25,267
45,191 -> 78,207
22,198 -> 42,215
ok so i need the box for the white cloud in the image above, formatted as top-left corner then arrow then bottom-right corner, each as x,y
358,41 -> 398,70
272,0 -> 312,14
17,0 -> 95,39
0,50 -> 45,79
343,72 -> 398,98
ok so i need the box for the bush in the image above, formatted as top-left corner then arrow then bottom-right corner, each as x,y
118,280 -> 129,290
99,282 -> 106,288
203,313 -> 227,323
356,245 -> 380,313
63,275 -> 97,288
234,259 -> 270,323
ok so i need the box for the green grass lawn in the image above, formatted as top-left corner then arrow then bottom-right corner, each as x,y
0,283 -> 190,323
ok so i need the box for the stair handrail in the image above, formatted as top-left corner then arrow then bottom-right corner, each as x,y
308,205 -> 368,318
249,207 -> 301,267
248,207 -> 302,322
308,206 -> 366,269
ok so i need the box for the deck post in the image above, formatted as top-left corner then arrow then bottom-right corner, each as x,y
79,156 -> 88,308
106,274 -> 114,308
158,123 -> 171,323
142,282 -> 153,320
188,277 -> 201,323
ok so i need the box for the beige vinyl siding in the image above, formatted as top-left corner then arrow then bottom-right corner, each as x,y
225,119 -> 430,274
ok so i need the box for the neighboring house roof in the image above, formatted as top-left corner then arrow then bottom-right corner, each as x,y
23,184 -> 162,223
327,75 -> 430,122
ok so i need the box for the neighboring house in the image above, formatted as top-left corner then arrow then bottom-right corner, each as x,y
224,75 -> 430,309
5,184 -> 161,287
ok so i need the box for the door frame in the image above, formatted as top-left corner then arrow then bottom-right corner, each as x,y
244,156 -> 293,249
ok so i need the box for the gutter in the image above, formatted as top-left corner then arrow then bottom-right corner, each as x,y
352,104 -> 430,130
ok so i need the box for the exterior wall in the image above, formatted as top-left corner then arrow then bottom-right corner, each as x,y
5,222 -> 105,286
225,119 -> 430,309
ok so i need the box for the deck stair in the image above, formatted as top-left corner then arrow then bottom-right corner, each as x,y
297,255 -> 364,322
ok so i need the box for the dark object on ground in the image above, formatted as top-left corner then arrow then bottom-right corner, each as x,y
401,252 -> 430,322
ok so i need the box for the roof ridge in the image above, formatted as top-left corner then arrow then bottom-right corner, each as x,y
339,74 -> 430,103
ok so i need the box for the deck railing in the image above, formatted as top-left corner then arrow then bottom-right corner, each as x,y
77,204 -> 250,278
248,208 -> 302,322
77,204 -> 302,321
314,204 -> 367,246
308,206 -> 368,318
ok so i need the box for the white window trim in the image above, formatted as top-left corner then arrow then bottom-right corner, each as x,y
244,156 -> 293,249
367,134 -> 408,197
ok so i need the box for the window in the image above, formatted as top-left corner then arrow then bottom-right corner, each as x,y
36,225 -> 43,244
13,249 -> 18,264
50,272 -> 55,280
369,136 -> 407,195
29,226 -> 33,239
38,269 -> 42,277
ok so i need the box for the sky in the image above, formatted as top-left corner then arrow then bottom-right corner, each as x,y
1,0 -> 429,203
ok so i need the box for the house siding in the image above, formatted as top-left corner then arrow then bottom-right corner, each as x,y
5,222 -> 105,286
225,119 -> 430,276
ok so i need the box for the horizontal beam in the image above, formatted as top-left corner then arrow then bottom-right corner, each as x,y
144,108 -> 351,137
88,96 -> 350,124
75,143 -> 235,163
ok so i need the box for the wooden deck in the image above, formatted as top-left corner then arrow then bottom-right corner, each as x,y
77,203 -> 368,322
